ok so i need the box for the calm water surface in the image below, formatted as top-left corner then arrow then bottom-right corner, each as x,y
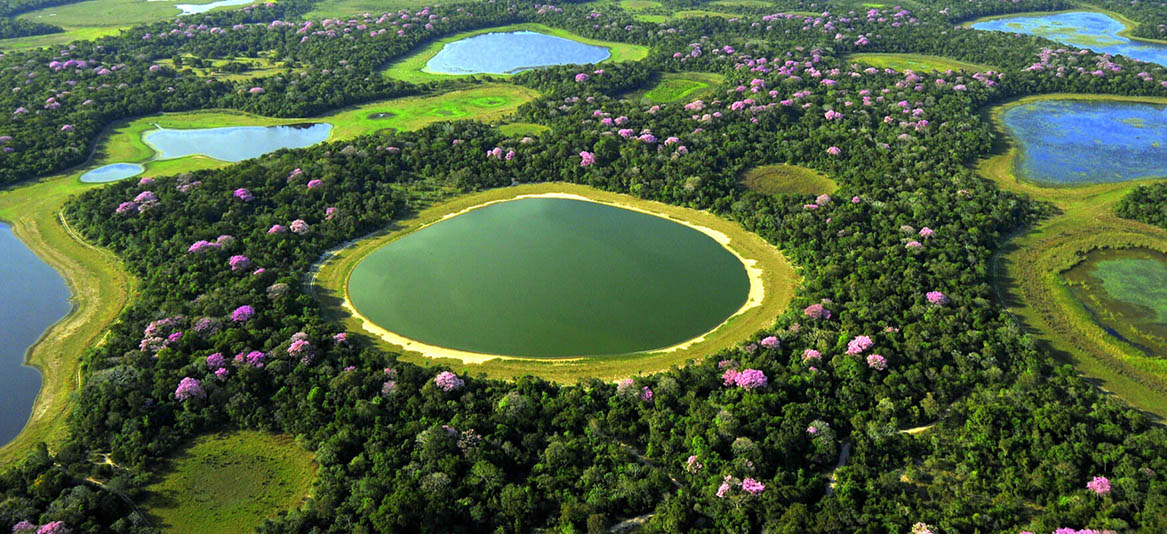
0,223 -> 70,447
349,198 -> 751,357
1065,248 -> 1167,358
1001,99 -> 1167,184
177,0 -> 254,15
79,162 -> 144,183
426,31 -> 610,75
972,12 -> 1167,67
144,123 -> 331,162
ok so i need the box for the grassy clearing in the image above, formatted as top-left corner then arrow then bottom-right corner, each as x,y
981,93 -> 1167,419
156,54 -> 289,83
633,72 -> 724,104
312,182 -> 797,383
741,164 -> 838,196
497,122 -> 550,137
846,53 -> 996,73
0,173 -> 136,465
634,9 -> 745,23
144,431 -> 315,534
619,0 -> 661,9
303,0 -> 435,19
2,0 -> 265,51
381,23 -> 649,84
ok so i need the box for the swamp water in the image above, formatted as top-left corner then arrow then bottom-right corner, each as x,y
1064,248 -> 1167,358
425,31 -> 610,75
348,197 -> 751,357
972,11 -> 1167,67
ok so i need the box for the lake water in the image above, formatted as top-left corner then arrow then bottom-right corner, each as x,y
0,223 -> 70,447
971,11 -> 1167,67
1001,99 -> 1167,184
143,123 -> 331,162
1065,248 -> 1167,358
348,197 -> 750,357
177,0 -> 254,15
426,31 -> 611,75
79,163 -> 144,183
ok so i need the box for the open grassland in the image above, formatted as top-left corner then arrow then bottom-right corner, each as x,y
633,72 -> 724,104
618,0 -> 661,9
144,431 -> 315,534
497,122 -> 550,137
312,182 -> 797,383
156,54 -> 289,83
846,53 -> 996,73
741,164 -> 838,196
1,0 -> 265,51
304,0 -> 437,19
633,9 -> 745,23
0,174 -> 136,464
981,94 -> 1167,419
381,23 -> 649,84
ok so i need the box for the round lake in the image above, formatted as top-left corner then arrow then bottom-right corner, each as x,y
348,197 -> 751,357
0,223 -> 70,447
1065,248 -> 1167,358
143,123 -> 331,162
1001,99 -> 1167,184
79,162 -> 144,183
425,31 -> 611,75
971,12 -> 1167,67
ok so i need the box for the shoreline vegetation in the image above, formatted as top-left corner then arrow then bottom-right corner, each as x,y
0,85 -> 538,460
963,7 -> 1167,47
312,183 -> 797,382
380,23 -> 650,83
979,93 -> 1167,419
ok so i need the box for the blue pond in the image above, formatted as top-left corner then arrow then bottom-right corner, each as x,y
143,123 -> 332,162
971,11 -> 1167,67
79,162 -> 144,183
0,223 -> 70,447
1001,99 -> 1167,184
426,31 -> 610,75
177,0 -> 254,15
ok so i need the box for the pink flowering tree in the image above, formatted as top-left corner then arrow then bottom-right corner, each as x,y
231,305 -> 255,322
926,291 -> 949,306
175,377 -> 205,401
434,371 -> 465,392
1087,475 -> 1111,495
846,335 -> 874,354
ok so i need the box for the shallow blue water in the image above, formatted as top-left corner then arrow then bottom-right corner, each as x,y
972,11 -> 1167,67
426,31 -> 611,75
1001,99 -> 1167,184
177,0 -> 254,15
144,123 -> 331,162
79,162 -> 144,183
0,223 -> 70,447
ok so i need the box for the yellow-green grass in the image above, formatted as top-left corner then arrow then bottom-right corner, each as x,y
144,431 -> 315,534
156,54 -> 289,83
619,0 -> 661,9
981,93 -> 1167,419
741,164 -> 838,196
88,84 -> 538,166
634,72 -> 724,104
381,23 -> 649,84
2,0 -> 266,51
846,53 -> 996,73
312,182 -> 798,383
710,0 -> 774,8
0,171 -> 136,464
303,0 -> 435,19
965,7 -> 1167,46
497,122 -> 550,137
634,9 -> 745,22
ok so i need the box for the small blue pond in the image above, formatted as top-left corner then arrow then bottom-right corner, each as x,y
426,31 -> 611,75
1001,99 -> 1167,184
79,163 -> 144,183
971,12 -> 1167,67
0,223 -> 70,447
143,123 -> 331,162
177,0 -> 254,15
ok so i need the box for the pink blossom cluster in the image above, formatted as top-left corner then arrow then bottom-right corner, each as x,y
722,368 -> 767,390
232,305 -> 255,322
175,377 -> 205,401
803,303 -> 831,319
926,291 -> 949,306
1086,475 -> 1111,495
434,371 -> 465,391
846,335 -> 873,354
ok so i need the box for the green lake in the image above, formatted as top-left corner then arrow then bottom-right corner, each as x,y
347,197 -> 751,357
1064,248 -> 1167,358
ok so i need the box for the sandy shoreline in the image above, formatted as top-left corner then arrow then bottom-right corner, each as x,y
338,191 -> 770,364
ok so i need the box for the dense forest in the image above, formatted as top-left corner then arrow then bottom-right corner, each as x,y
2,0 -> 1167,533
